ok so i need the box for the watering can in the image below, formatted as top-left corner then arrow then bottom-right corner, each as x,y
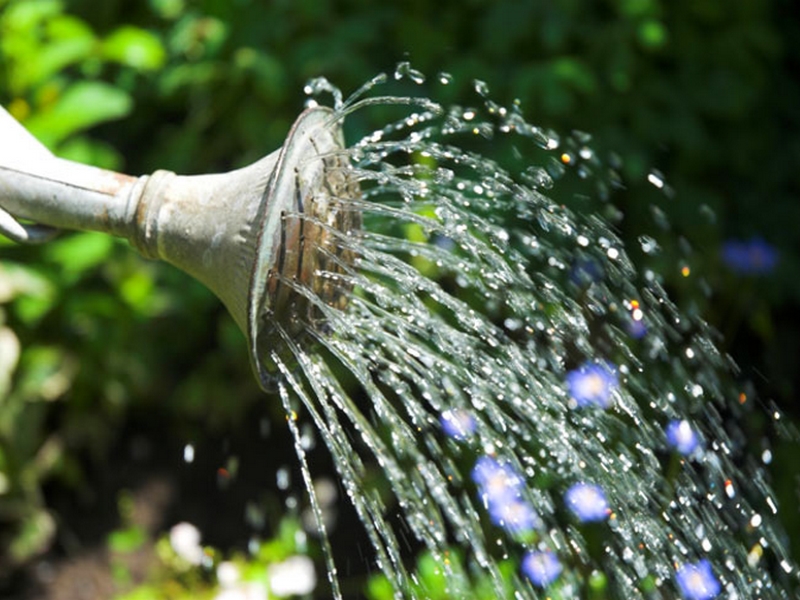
0,105 -> 360,389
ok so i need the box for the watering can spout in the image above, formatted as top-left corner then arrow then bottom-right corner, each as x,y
0,105 -> 361,389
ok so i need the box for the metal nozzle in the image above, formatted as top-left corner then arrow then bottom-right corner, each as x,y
0,106 -> 360,389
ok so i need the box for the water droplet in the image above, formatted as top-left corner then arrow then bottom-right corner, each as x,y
277,466 -> 291,490
473,79 -> 490,97
647,170 -> 665,189
394,61 -> 426,84
650,205 -> 671,231
300,423 -> 316,450
303,76 -> 344,109
634,235 -> 652,253
522,166 -> 554,190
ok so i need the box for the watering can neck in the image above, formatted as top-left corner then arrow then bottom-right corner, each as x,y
0,156 -> 142,236
1,104 -> 143,242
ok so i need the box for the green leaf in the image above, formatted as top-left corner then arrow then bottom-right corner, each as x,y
365,574 -> 394,600
638,20 -> 668,50
0,0 -> 62,32
57,136 -> 124,170
16,344 -> 75,401
108,525 -> 148,553
550,57 -> 596,93
44,231 -> 115,279
114,585 -> 163,600
103,26 -> 166,71
416,552 -> 448,598
148,0 -> 186,20
17,16 -> 96,90
9,509 -> 56,562
24,81 -> 133,147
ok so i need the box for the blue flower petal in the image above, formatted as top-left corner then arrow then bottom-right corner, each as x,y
566,361 -> 618,408
440,409 -> 476,440
666,419 -> 699,455
565,482 -> 609,522
676,559 -> 721,600
522,551 -> 562,587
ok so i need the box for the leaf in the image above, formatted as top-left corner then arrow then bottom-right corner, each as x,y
24,81 -> 133,147
57,136 -> 124,170
108,525 -> 148,554
103,26 -> 166,71
9,509 -> 56,563
0,0 -> 62,32
17,345 -> 76,401
17,16 -> 97,90
366,574 -> 394,600
43,231 -> 116,278
550,57 -> 597,93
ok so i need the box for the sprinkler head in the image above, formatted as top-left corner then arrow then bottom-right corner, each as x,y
250,108 -> 361,386
0,106 -> 360,390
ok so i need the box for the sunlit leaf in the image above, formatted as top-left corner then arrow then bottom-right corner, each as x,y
638,20 -> 668,49
108,525 -> 148,553
43,231 -> 115,278
103,26 -> 166,71
9,509 -> 56,562
0,0 -> 61,31
17,17 -> 96,90
57,136 -> 124,170
24,81 -> 133,147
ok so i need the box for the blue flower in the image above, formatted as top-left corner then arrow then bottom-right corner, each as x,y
565,482 -> 609,522
472,456 -> 541,535
566,361 -> 618,408
570,258 -> 604,288
721,237 -> 778,275
666,420 -> 699,455
676,559 -> 721,600
627,319 -> 647,339
440,409 -> 476,440
487,496 -> 542,534
521,550 -> 562,587
471,456 -> 524,502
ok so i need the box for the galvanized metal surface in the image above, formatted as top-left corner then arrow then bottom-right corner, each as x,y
0,104 -> 356,389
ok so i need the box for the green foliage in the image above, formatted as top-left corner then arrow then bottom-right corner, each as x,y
108,515 -> 313,599
366,550 -> 527,600
1,0 -> 799,595
24,81 -> 133,146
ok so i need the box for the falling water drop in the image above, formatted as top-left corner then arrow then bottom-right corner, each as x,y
303,76 -> 344,110
473,79 -> 490,97
276,466 -> 291,490
394,61 -> 426,84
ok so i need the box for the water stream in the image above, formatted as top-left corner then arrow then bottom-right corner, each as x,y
260,68 -> 797,598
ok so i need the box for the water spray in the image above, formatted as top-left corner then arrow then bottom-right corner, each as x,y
3,77 -> 798,598
0,105 -> 360,389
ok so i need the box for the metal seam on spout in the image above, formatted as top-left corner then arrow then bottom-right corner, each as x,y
131,170 -> 174,260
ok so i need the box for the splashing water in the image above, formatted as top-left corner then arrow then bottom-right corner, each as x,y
265,69 -> 797,598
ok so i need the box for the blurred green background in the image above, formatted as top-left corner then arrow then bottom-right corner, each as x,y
1,0 -> 798,597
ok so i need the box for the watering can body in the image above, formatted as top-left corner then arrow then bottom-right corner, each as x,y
0,105 -> 359,389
